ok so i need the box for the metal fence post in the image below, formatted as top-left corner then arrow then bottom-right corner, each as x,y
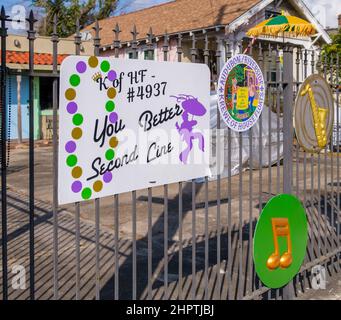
73,18 -> 82,300
112,23 -> 122,300
282,45 -> 294,300
0,6 -> 8,300
283,46 -> 294,194
27,9 -> 37,301
93,20 -> 101,56
51,14 -> 59,300
92,19 -> 102,300
147,27 -> 154,60
131,25 -> 139,59
215,36 -> 222,300
113,23 -> 121,59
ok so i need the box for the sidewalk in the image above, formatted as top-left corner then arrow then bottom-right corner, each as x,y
2,142 -> 340,300
297,274 -> 341,300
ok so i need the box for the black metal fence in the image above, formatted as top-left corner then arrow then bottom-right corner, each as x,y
0,7 -> 340,300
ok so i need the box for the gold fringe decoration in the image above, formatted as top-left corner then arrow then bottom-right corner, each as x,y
246,24 -> 316,38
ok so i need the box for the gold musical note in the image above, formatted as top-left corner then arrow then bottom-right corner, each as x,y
301,84 -> 328,149
266,218 -> 293,270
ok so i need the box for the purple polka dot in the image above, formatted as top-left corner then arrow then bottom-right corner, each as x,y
65,141 -> 76,153
103,172 -> 112,183
109,112 -> 118,124
76,61 -> 87,74
67,102 -> 78,114
71,181 -> 82,193
108,70 -> 117,81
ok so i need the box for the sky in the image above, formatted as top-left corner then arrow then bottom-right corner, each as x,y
115,0 -> 172,15
304,0 -> 340,28
1,0 -> 340,34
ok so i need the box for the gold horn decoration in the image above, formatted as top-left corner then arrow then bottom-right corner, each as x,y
300,84 -> 328,149
294,74 -> 334,153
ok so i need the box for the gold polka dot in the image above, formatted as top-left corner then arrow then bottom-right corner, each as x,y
109,137 -> 119,148
107,88 -> 117,99
72,128 -> 83,140
72,166 -> 83,179
88,56 -> 98,68
93,180 -> 103,192
65,88 -> 76,100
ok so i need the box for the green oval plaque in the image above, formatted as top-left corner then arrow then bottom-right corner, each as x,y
253,194 -> 308,289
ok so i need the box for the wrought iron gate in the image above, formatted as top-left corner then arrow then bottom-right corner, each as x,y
0,8 -> 340,300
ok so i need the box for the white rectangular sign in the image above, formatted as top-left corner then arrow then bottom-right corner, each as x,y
58,56 -> 210,205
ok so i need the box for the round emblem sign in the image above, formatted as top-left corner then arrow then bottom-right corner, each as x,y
294,74 -> 334,153
217,54 -> 265,132
253,194 -> 308,289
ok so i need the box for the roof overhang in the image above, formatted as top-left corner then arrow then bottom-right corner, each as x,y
227,0 -> 274,33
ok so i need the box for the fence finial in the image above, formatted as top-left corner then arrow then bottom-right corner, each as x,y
0,5 -> 8,37
93,20 -> 102,38
131,25 -> 139,58
93,20 -> 102,55
113,23 -> 121,41
0,6 -> 5,19
131,24 -> 139,41
147,27 -> 154,44
26,10 -> 37,40
28,9 -> 37,24
113,23 -> 121,58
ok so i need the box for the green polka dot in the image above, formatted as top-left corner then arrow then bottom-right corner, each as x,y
106,101 -> 115,112
66,155 -> 77,167
105,149 -> 115,161
81,188 -> 92,200
73,114 -> 84,126
70,74 -> 80,87
101,61 -> 110,73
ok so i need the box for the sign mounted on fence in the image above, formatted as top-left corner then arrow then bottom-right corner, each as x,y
253,194 -> 308,289
58,56 -> 210,205
294,74 -> 334,153
217,54 -> 265,132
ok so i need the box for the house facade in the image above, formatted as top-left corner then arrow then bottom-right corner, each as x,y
81,0 -> 331,85
5,0 -> 333,142
4,34 -> 93,141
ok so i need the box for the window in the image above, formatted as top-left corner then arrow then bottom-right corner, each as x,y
265,9 -> 281,20
267,70 -> 277,83
144,50 -> 154,60
128,52 -> 135,59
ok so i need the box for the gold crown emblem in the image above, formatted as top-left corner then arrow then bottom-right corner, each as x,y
92,72 -> 102,82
